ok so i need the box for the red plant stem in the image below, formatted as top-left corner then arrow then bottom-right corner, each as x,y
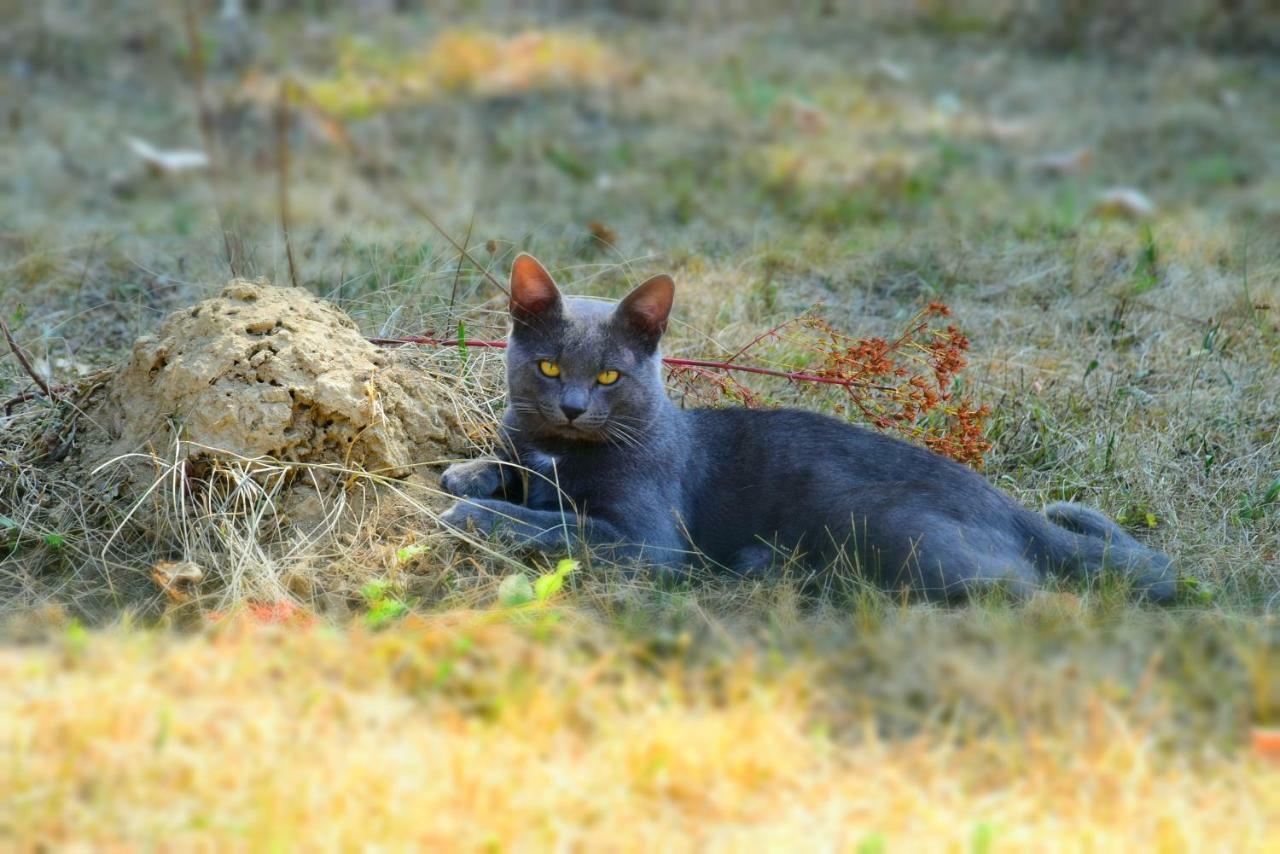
663,357 -> 884,389
368,336 -> 893,391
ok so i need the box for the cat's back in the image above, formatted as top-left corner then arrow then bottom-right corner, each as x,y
682,405 -> 973,482
676,405 -> 1006,565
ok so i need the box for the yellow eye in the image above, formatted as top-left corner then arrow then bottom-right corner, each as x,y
538,360 -> 561,378
597,369 -> 620,386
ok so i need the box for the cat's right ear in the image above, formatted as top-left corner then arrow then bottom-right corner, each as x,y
509,253 -> 562,327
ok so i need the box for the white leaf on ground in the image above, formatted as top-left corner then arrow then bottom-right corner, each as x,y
872,59 -> 911,83
1031,147 -> 1093,176
126,136 -> 209,176
1093,187 -> 1156,219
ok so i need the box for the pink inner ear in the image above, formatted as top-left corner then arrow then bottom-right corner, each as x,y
622,275 -> 674,334
631,299 -> 666,326
510,254 -> 560,318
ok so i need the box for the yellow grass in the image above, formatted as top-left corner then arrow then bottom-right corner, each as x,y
3,617 -> 1276,850
304,28 -> 624,118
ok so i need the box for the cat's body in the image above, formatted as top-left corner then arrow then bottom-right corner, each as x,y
441,255 -> 1176,601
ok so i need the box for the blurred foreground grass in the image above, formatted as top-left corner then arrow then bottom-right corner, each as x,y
2,606 -> 1277,848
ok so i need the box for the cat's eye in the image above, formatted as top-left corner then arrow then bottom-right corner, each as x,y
538,360 -> 561,378
597,369 -> 620,386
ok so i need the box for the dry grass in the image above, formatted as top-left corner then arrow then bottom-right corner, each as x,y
0,342 -> 516,618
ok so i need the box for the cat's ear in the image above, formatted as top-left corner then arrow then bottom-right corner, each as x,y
509,253 -> 562,326
616,274 -> 675,345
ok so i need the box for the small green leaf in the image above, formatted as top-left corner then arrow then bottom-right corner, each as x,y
497,573 -> 535,608
544,145 -> 591,181
533,574 -> 561,602
360,579 -> 392,603
395,543 -> 429,564
1263,477 -> 1280,506
0,515 -> 17,530
971,821 -> 997,854
534,558 -> 578,602
456,321 -> 468,367
856,833 -> 886,854
1238,477 -> 1280,521
44,533 -> 66,549
64,619 -> 89,654
364,598 -> 408,630
1179,577 -> 1217,604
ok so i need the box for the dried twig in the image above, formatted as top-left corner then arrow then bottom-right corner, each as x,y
180,0 -> 241,278
1,318 -> 55,402
276,78 -> 301,289
448,209 -> 477,317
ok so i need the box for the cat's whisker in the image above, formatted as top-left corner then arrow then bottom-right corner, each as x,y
603,421 -> 643,449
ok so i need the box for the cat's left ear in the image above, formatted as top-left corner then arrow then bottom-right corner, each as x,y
616,274 -> 675,345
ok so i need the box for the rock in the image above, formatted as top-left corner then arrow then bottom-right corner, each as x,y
84,279 -> 466,477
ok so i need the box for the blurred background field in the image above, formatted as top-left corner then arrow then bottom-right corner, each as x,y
1,1 -> 1278,848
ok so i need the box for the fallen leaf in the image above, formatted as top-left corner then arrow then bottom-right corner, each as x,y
586,220 -> 618,248
151,560 -> 204,603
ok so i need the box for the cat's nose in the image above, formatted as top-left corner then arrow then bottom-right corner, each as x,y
560,402 -> 587,422
559,388 -> 590,422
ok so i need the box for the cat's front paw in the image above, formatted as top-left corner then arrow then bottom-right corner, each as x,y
439,500 -> 496,535
441,459 -> 503,498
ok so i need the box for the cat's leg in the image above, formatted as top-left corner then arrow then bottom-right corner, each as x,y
726,544 -> 779,579
1029,506 -> 1176,602
440,498 -> 678,566
441,415 -> 524,499
440,459 -> 506,498
441,497 -> 592,547
904,544 -> 1039,602
852,514 -> 1040,601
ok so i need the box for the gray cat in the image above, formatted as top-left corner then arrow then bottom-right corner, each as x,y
440,254 -> 1176,601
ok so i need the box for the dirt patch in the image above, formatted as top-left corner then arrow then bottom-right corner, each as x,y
83,279 -> 468,476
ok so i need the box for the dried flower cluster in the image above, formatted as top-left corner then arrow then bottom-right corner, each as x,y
666,302 -> 992,466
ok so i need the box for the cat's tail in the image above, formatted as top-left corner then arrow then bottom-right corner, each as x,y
1025,502 -> 1177,602
1045,502 -> 1139,545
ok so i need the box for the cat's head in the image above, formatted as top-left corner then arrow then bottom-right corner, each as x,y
504,253 -> 674,444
